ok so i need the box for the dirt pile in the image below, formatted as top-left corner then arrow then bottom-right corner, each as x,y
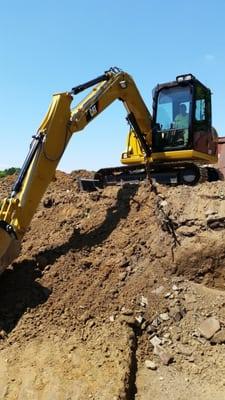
0,172 -> 225,399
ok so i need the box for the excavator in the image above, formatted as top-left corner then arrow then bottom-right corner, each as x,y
82,70 -> 219,189
0,67 -> 219,273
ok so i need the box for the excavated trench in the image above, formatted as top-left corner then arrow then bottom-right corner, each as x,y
174,247 -> 225,289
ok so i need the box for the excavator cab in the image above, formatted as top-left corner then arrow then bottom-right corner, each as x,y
120,73 -> 219,185
152,74 -> 216,157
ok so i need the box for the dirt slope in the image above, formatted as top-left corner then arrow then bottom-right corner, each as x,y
0,172 -> 225,399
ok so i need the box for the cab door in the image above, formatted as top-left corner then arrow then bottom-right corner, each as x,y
193,84 -> 215,155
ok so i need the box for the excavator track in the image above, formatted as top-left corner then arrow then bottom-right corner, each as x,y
206,166 -> 224,182
78,162 -> 223,191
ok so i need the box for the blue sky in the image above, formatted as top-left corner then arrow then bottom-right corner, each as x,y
0,0 -> 224,171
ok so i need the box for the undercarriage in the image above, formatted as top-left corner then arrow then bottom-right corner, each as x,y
79,162 -> 223,191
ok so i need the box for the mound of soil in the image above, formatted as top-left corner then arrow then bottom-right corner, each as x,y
0,171 -> 225,399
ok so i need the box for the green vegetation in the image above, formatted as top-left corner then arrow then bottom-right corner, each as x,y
0,167 -> 20,179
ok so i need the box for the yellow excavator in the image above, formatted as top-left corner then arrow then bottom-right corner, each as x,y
0,67 -> 219,272
85,70 -> 219,189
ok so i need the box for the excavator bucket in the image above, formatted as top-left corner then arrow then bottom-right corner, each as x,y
78,178 -> 104,192
0,228 -> 21,273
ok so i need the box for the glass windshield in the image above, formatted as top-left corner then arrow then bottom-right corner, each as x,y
154,86 -> 191,151
156,86 -> 191,130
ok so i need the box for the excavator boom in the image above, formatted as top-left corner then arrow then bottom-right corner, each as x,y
0,68 -> 152,272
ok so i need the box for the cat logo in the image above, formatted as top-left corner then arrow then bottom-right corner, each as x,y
86,102 -> 99,121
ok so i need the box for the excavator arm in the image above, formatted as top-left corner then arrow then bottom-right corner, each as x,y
0,67 -> 152,272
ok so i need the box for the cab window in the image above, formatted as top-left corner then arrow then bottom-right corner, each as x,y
195,99 -> 206,121
194,84 -> 211,125
156,86 -> 191,130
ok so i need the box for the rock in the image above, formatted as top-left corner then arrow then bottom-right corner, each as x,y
151,317 -> 161,327
154,345 -> 173,365
120,315 -> 136,327
194,336 -> 207,345
159,313 -> 170,321
198,317 -> 220,339
176,344 -> 193,356
186,220 -> 196,227
210,329 -> 225,344
0,330 -> 7,339
146,324 -> 157,335
89,320 -> 95,328
176,225 -> 198,237
150,335 -> 162,347
141,321 -> 148,331
159,351 -> 173,366
170,306 -> 186,322
80,261 -> 93,270
161,338 -> 172,345
140,295 -> 148,307
135,315 -> 143,326
121,308 -> 133,316
118,257 -> 129,268
174,333 -> 181,342
174,312 -> 182,322
43,197 -> 54,208
205,209 -> 217,217
207,220 -> 222,229
181,335 -> 189,345
145,360 -> 157,370
160,200 -> 168,208
79,312 -> 93,323
119,272 -> 127,281
172,276 -> 184,283
158,193 -> 165,200
187,355 -> 195,363
152,286 -> 164,295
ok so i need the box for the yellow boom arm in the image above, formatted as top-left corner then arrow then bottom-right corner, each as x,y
0,68 -> 152,271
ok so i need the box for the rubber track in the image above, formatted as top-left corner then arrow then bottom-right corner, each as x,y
95,162 -> 214,186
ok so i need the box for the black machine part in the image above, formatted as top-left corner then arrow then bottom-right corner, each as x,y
78,163 -> 223,192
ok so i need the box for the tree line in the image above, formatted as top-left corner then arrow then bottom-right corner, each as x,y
0,168 -> 20,178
